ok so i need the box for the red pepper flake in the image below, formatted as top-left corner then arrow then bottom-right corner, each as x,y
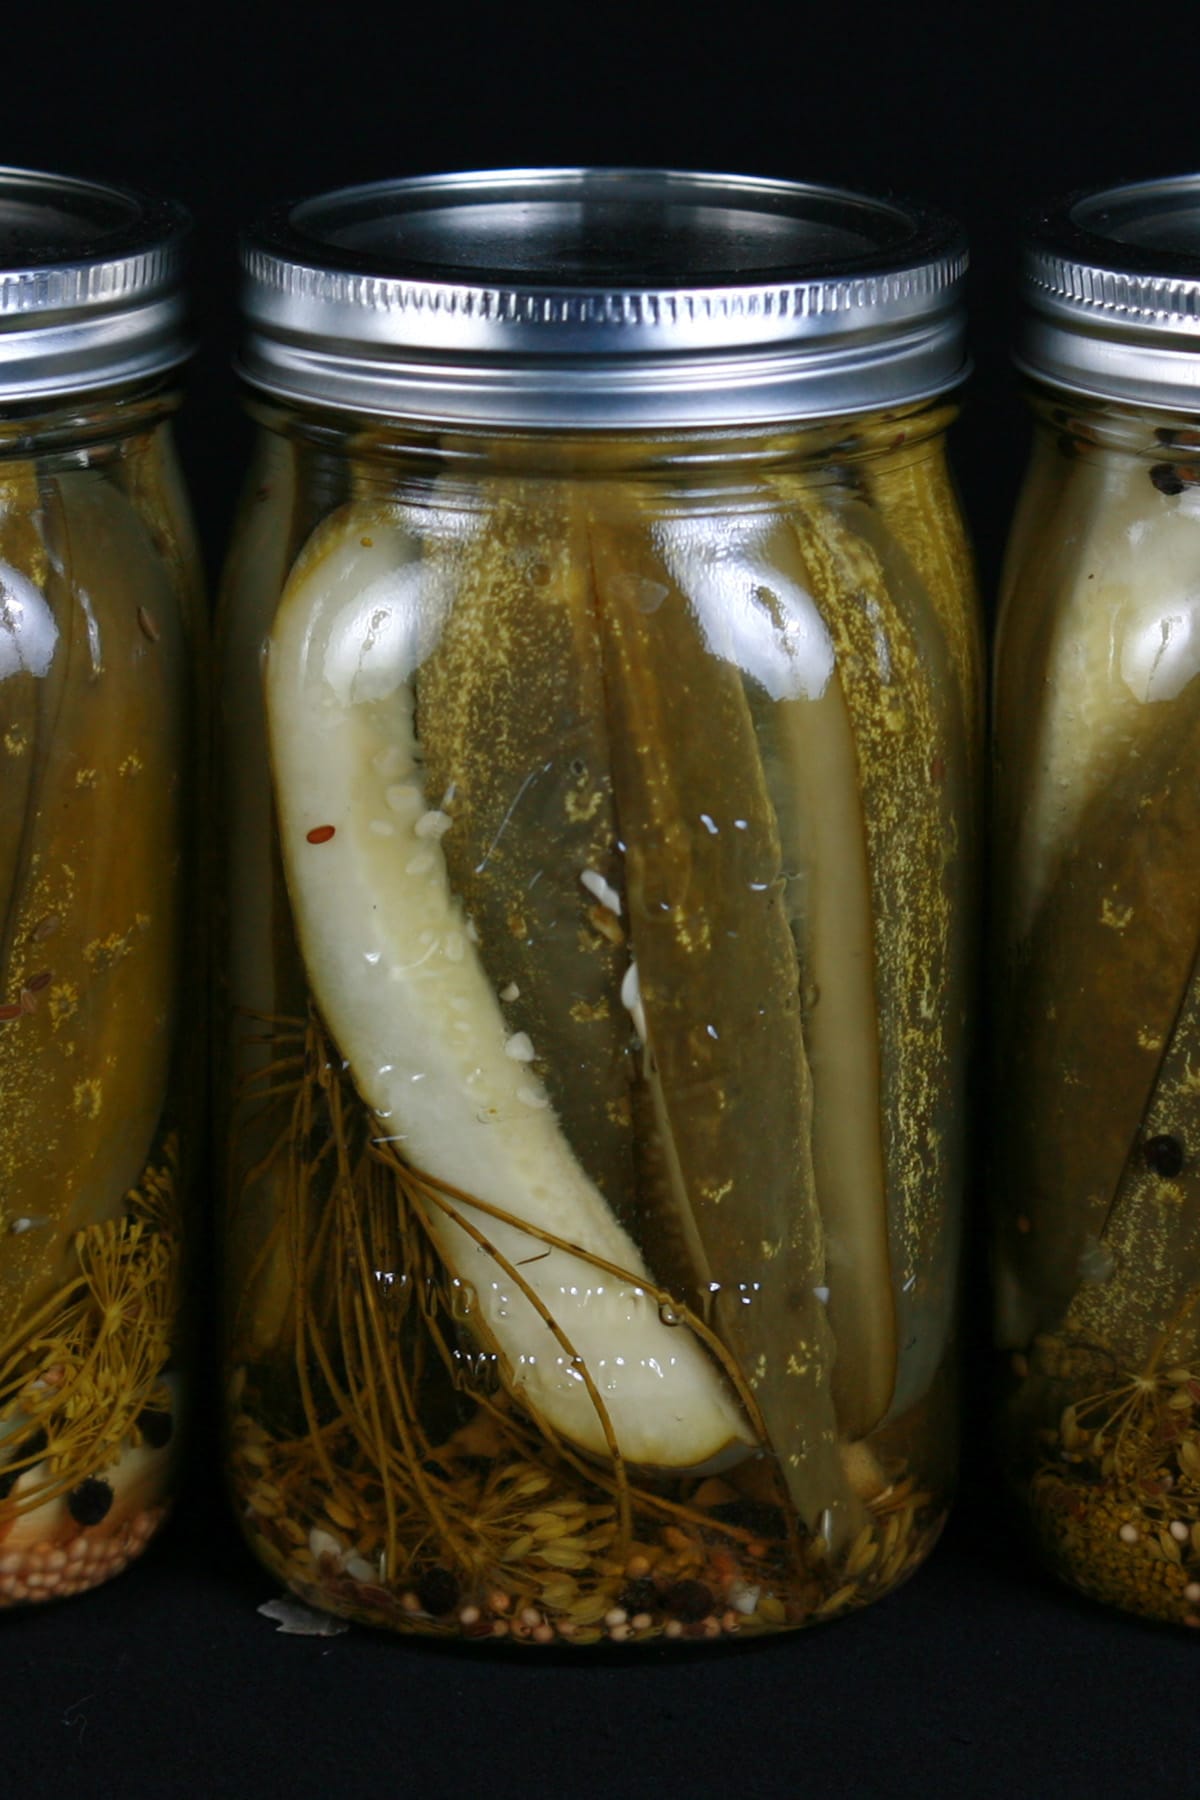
137,606 -> 160,643
306,824 -> 336,845
0,1003 -> 21,1021
26,971 -> 52,993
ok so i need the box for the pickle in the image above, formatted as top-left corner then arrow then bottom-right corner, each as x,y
780,490 -> 964,1424
654,497 -> 895,1446
416,477 -> 637,1223
995,701 -> 1200,1345
118,424 -> 206,623
218,434 -> 315,1360
588,485 -> 860,1542
999,447 -> 1200,938
265,500 -> 753,1474
865,437 -> 984,800
1063,939 -> 1200,1367
0,469 -> 184,1321
219,434 -> 311,1042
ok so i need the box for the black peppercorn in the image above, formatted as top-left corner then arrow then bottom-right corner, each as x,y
68,1476 -> 114,1527
1145,1133 -> 1186,1178
617,1576 -> 660,1616
416,1566 -> 459,1615
1150,464 -> 1186,496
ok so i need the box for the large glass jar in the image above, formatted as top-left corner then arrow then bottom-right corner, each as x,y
0,170 -> 202,1606
995,177 -> 1200,1627
220,170 -> 980,1644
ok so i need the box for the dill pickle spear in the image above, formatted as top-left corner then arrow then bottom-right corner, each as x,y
218,434 -> 313,1360
1063,939 -> 1200,1368
995,702 -> 1200,1346
118,424 -> 206,623
0,470 -> 183,1320
416,477 -> 637,1220
219,434 -> 310,1042
1000,449 -> 1199,940
655,499 -> 895,1442
778,490 -> 964,1424
266,500 -> 753,1473
587,484 -> 861,1544
864,438 -> 984,797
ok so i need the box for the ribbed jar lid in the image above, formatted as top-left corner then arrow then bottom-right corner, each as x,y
0,167 -> 190,402
238,168 -> 968,429
1020,175 -> 1200,412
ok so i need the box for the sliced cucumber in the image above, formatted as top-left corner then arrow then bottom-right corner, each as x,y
265,502 -> 753,1473
415,477 -> 638,1230
588,486 -> 861,1542
655,499 -> 895,1445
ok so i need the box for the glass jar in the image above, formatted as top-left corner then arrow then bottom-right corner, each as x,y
220,170 -> 980,1644
0,170 -> 202,1606
995,176 -> 1200,1626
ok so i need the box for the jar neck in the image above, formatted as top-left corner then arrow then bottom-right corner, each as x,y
0,376 -> 181,462
244,389 -> 958,481
1026,379 -> 1200,465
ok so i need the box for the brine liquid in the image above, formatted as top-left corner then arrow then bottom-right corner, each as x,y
223,434 -> 973,1642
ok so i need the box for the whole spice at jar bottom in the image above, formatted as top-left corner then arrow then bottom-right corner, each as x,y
0,1140 -> 182,1606
1014,1327 -> 1200,1627
230,1383 -> 942,1644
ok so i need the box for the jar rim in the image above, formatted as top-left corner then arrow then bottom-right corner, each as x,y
237,168 -> 969,428
0,166 -> 191,402
1019,173 -> 1200,413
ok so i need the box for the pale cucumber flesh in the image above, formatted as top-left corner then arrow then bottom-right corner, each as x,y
266,504 -> 753,1473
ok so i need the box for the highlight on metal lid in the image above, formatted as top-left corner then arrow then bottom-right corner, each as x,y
0,166 -> 191,402
238,168 -> 969,428
1020,173 -> 1200,412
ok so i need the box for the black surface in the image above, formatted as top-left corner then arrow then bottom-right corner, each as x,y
2,1451 -> 1195,1800
2,6 -> 1198,1796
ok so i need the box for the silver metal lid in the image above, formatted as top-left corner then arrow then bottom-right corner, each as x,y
1020,175 -> 1200,411
0,167 -> 190,402
238,168 -> 968,428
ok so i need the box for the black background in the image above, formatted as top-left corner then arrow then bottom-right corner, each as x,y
3,5 -> 1199,1796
